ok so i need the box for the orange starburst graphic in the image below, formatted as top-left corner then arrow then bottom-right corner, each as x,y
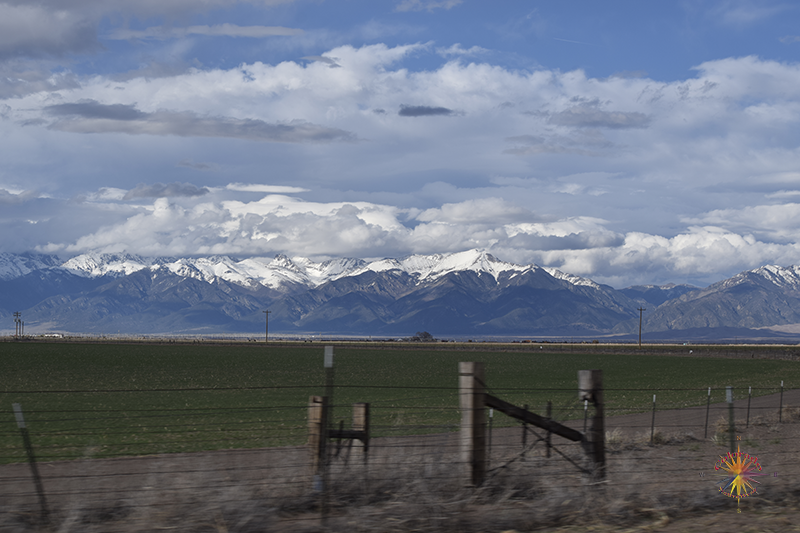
714,444 -> 768,509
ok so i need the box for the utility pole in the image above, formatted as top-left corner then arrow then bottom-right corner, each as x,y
263,310 -> 271,343
13,311 -> 21,337
637,307 -> 646,347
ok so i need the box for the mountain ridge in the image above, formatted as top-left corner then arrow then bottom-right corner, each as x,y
3,250 -> 800,339
1,249 -> 541,291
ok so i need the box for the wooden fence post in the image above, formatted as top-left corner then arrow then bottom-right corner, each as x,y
308,395 -> 328,477
460,362 -> 486,486
578,370 -> 606,480
353,402 -> 370,462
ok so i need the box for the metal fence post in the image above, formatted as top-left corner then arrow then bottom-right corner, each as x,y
746,386 -> 751,428
727,386 -> 735,453
704,387 -> 712,439
583,399 -> 588,433
650,394 -> 657,445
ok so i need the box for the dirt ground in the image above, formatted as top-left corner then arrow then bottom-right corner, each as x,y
1,390 -> 799,532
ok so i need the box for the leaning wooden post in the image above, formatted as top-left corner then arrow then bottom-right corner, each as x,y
308,396 -> 328,479
353,402 -> 370,463
459,362 -> 486,487
578,370 -> 606,480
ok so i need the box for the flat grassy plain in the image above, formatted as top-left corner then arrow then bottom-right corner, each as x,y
1,341 -> 798,464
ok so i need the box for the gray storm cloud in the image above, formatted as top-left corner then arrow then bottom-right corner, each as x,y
45,100 -> 357,143
398,104 -> 455,117
47,101 -> 146,121
0,1 -> 298,59
0,65 -> 80,99
109,24 -> 304,40
123,183 -> 210,200
503,131 -> 615,156
395,0 -> 463,12
548,107 -> 651,129
177,160 -> 215,171
0,189 -> 39,204
0,4 -> 98,59
1,0 -> 295,18
301,56 -> 341,68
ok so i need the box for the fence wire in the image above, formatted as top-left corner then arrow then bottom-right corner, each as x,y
1,383 -> 798,532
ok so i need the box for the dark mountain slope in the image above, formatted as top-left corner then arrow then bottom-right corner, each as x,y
27,269 -> 271,334
0,270 -> 112,316
619,283 -> 700,307
614,267 -> 800,334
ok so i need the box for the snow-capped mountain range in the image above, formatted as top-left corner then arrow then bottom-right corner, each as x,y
1,249 -> 553,289
2,249 -> 800,340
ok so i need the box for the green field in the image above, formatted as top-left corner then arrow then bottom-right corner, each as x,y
1,341 -> 797,464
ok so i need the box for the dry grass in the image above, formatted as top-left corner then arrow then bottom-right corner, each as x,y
601,426 -> 699,450
781,403 -> 800,422
3,417 -> 799,533
3,448 -> 792,533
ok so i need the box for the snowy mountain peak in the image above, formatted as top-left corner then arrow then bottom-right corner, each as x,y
543,267 -> 601,288
0,252 -> 62,281
417,249 -> 528,281
61,252 -> 151,278
751,265 -> 800,289
271,254 -> 302,272
710,264 -> 800,293
354,249 -> 535,282
290,257 -> 366,285
1,249 -> 547,291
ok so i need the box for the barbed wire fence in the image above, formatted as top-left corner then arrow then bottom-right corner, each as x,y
1,375 -> 798,532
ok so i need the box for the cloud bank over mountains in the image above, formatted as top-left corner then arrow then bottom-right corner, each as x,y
1,1 -> 800,289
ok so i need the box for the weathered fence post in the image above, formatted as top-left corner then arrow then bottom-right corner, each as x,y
353,402 -> 370,462
308,395 -> 328,478
779,380 -> 784,423
704,387 -> 712,439
578,370 -> 606,480
460,362 -> 486,486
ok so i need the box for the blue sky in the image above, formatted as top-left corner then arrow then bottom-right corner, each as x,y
1,0 -> 800,287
